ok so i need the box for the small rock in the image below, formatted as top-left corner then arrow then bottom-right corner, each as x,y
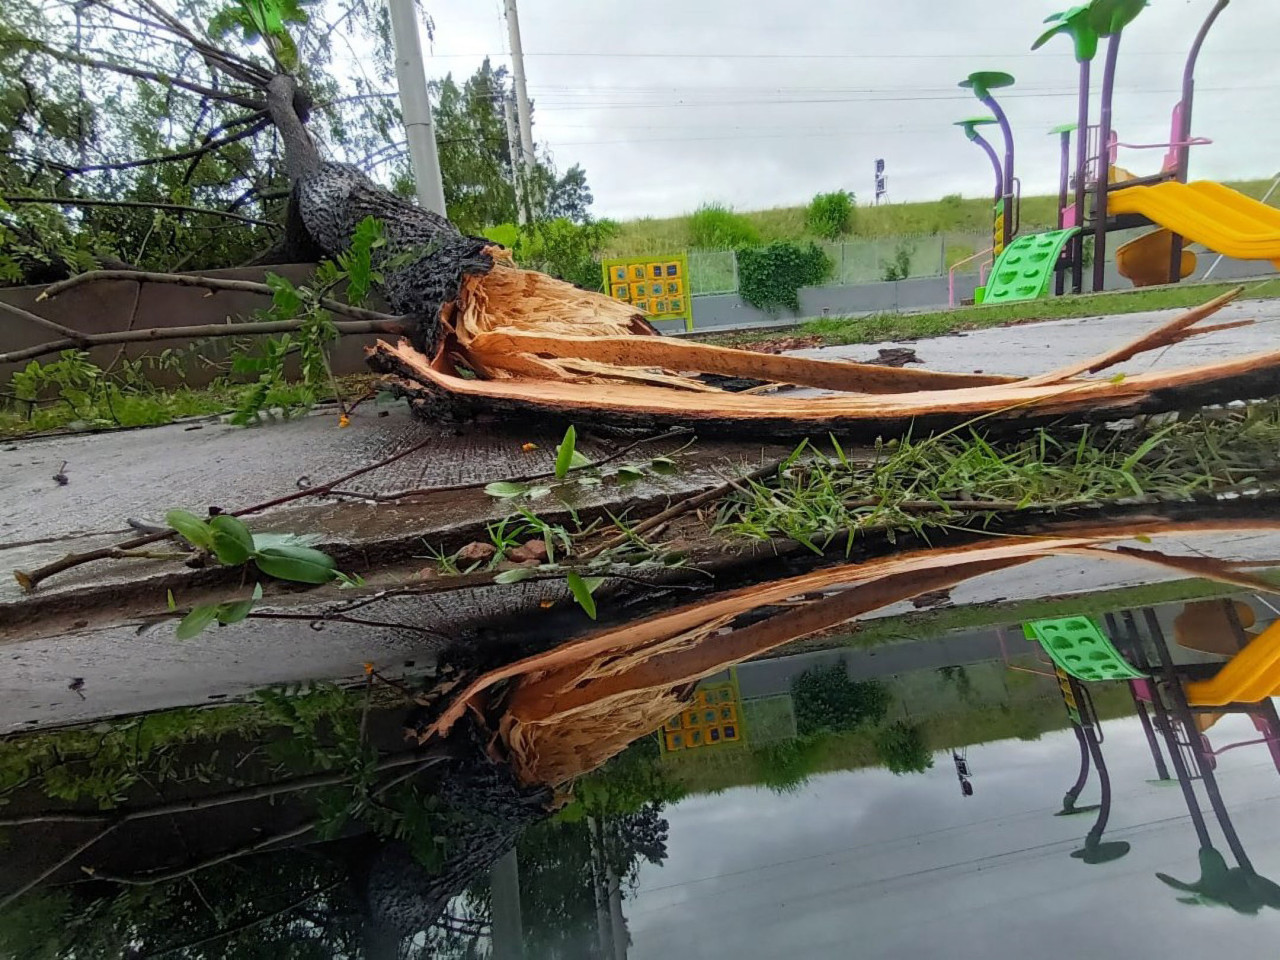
418,566 -> 440,580
509,539 -> 548,563
456,541 -> 496,564
495,558 -> 541,571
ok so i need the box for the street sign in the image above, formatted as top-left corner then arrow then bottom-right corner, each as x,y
601,253 -> 693,332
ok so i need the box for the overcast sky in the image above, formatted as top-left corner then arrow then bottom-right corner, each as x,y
623,712 -> 1280,958
414,0 -> 1280,219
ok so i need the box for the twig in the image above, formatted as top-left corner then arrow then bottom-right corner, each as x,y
48,115 -> 269,176
2,196 -> 275,227
0,751 -> 443,827
138,880 -> 343,959
0,822 -> 121,911
579,459 -> 781,560
39,269 -> 393,320
85,820 -> 318,886
0,299 -> 90,345
15,435 -> 438,591
0,316 -> 406,366
322,428 -> 694,502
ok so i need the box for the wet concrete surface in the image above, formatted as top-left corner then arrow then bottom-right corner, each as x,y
5,301 -> 1280,731
792,296 -> 1280,378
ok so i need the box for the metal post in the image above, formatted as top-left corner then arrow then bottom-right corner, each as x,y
386,0 -> 446,215
1071,60 -> 1091,294
1092,34 -> 1122,292
504,0 -> 536,169
1055,129 -> 1072,295
1170,0 -> 1231,282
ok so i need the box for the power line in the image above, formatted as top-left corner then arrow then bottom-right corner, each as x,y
423,47 -> 1271,61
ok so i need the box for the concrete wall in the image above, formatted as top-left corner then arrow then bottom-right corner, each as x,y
0,264 -> 387,387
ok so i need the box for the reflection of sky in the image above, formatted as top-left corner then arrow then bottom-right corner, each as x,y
627,712 -> 1280,959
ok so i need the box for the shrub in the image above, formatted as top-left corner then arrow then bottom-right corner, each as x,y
751,736 -> 827,794
791,665 -> 890,736
483,218 -> 617,291
688,203 -> 760,249
880,240 -> 916,281
874,721 -> 934,775
737,241 -> 833,313
806,190 -> 856,240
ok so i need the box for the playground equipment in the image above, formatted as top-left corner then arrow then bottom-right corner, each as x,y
956,0 -> 1272,301
1023,615 -> 1145,683
1185,619 -> 1280,707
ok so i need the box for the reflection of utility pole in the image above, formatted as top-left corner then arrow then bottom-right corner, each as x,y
490,848 -> 524,959
386,0 -> 446,215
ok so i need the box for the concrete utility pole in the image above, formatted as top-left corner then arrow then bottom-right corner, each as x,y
387,0 -> 446,215
503,0 -> 536,169
502,93 -> 528,224
490,848 -> 525,959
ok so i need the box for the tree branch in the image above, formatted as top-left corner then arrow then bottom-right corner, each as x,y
0,822 -> 121,911
39,270 -> 393,322
23,39 -> 263,109
55,115 -> 269,176
2,195 -> 276,227
0,315 -> 407,366
0,300 -> 91,346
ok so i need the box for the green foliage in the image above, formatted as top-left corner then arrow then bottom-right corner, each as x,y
880,239 -> 915,281
688,203 -> 760,249
560,738 -> 684,820
736,240 -> 833,313
751,735 -> 827,794
791,665 -> 890,736
874,721 -> 934,775
805,190 -> 856,240
485,217 -> 618,291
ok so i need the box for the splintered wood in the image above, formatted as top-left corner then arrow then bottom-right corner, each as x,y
369,277 -> 1279,438
422,516 -> 1280,788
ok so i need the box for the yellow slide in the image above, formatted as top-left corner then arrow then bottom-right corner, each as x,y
1186,619 -> 1280,707
1107,180 -> 1280,267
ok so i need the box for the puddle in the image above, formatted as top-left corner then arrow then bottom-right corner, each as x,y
3,515 -> 1280,956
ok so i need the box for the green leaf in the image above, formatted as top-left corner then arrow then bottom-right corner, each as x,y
649,456 -> 678,476
555,425 -> 578,480
485,481 -> 531,499
569,450 -> 593,470
209,515 -> 255,566
165,509 -> 214,551
527,486 -> 553,500
215,598 -> 256,625
176,604 -> 220,640
251,532 -> 322,550
253,544 -> 337,584
566,571 -> 598,619
494,567 -> 537,584
578,476 -> 603,487
617,466 -> 645,484
166,589 -> 177,612
1110,372 -> 1126,384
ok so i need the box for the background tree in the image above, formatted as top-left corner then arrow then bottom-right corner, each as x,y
791,664 -> 890,737
873,720 -> 934,775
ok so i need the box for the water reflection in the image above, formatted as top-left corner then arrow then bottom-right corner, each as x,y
3,519 -> 1280,957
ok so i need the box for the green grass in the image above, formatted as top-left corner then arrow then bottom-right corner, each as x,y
604,177 -> 1280,257
716,401 -> 1280,554
695,276 -> 1280,348
0,382 -> 246,437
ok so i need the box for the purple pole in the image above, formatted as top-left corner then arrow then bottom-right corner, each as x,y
1071,60 -> 1091,294
981,94 -> 1015,252
1056,129 -> 1072,295
1092,34 -> 1122,293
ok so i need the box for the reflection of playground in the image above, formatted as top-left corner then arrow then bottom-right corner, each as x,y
1029,598 -> 1280,912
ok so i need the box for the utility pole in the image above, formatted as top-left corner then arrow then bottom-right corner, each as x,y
387,0 -> 446,215
503,93 -> 528,224
503,0 -> 536,170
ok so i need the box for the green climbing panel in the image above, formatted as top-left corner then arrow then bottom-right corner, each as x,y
983,228 -> 1080,303
1023,615 -> 1145,682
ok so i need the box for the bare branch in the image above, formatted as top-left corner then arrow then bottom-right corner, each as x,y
0,315 -> 406,366
2,195 -> 276,227
0,300 -> 91,345
0,822 -> 121,911
40,270 -> 392,322
22,39 -> 264,109
54,115 -> 269,176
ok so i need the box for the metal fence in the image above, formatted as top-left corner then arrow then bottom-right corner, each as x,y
683,233 -> 993,295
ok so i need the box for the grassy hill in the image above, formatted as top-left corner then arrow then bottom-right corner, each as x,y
602,176 -> 1280,258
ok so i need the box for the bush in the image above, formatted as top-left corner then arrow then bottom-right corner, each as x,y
791,665 -> 890,736
688,203 -> 760,249
737,241 -> 833,313
483,217 -> 617,291
880,240 -> 916,281
874,721 -> 934,775
751,736 -> 826,794
806,190 -> 856,240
